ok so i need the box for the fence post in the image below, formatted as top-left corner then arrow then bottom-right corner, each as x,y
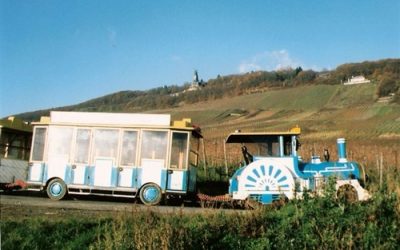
201,138 -> 207,176
380,152 -> 383,188
223,139 -> 228,175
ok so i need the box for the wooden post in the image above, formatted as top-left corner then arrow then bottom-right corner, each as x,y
223,139 -> 228,175
201,138 -> 207,176
380,152 -> 383,188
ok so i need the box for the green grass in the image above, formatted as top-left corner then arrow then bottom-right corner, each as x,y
2,183 -> 399,250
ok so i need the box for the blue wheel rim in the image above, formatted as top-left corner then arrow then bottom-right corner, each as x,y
143,186 -> 159,202
50,182 -> 63,196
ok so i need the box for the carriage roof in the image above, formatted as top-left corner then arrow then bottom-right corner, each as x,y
33,111 -> 201,135
0,116 -> 32,133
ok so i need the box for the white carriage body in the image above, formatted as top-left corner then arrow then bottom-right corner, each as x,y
27,111 -> 201,205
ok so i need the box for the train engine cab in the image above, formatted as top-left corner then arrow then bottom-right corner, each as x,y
226,127 -> 370,205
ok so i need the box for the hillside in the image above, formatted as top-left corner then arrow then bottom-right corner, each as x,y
10,58 -> 400,190
16,59 -> 400,122
162,83 -> 399,140
13,59 -> 400,152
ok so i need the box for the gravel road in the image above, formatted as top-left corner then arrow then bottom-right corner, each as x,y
0,191 -> 241,219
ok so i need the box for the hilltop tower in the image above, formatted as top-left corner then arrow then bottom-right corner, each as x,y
188,70 -> 204,91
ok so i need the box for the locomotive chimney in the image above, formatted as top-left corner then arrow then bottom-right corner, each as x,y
337,138 -> 347,163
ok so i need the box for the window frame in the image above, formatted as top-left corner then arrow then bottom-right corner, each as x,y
29,126 -> 48,162
169,131 -> 190,170
91,128 -> 121,165
118,129 -> 140,167
46,125 -> 75,164
71,127 -> 93,165
139,129 -> 170,169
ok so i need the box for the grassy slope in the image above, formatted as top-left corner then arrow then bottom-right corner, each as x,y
160,84 -> 399,141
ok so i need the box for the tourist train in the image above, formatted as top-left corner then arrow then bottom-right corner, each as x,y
2,111 -> 369,205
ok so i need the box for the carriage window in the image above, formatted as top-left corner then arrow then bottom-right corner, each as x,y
74,129 -> 91,164
31,127 -> 47,161
93,129 -> 119,160
1,133 -> 29,160
189,135 -> 200,167
48,127 -> 73,160
140,131 -> 168,167
120,130 -> 138,166
170,132 -> 188,169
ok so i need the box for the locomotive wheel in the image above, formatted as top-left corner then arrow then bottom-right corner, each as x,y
244,198 -> 262,210
139,183 -> 162,206
272,196 -> 288,209
337,184 -> 358,203
46,178 -> 67,200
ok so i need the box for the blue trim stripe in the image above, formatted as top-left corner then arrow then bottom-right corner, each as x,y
247,176 -> 257,183
132,168 -> 139,188
70,167 -> 75,184
89,167 -> 95,186
136,168 -> 142,188
188,167 -> 197,192
274,169 -> 282,179
130,169 -> 135,188
111,167 -> 118,187
277,176 -> 287,183
43,164 -> 48,183
64,166 -> 71,184
84,166 -> 89,185
161,170 -> 167,190
252,169 -> 260,178
260,165 -> 266,176
181,171 -> 188,191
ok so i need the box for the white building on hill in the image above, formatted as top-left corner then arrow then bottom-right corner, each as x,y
343,75 -> 371,85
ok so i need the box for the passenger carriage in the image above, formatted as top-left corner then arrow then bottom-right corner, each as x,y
0,117 -> 32,189
27,111 -> 201,205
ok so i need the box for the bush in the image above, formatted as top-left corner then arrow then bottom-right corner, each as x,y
377,76 -> 400,97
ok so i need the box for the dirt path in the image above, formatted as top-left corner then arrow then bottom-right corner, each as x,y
0,191 -> 240,220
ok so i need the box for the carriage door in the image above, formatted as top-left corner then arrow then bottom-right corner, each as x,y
167,132 -> 189,192
91,129 -> 119,187
118,130 -> 138,189
71,129 -> 91,185
46,127 -> 73,181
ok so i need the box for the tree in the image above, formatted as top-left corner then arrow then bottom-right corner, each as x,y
377,76 -> 400,97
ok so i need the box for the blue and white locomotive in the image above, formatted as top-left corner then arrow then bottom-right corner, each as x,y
226,127 -> 370,204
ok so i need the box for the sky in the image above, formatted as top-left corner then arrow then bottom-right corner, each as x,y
1,0 -> 399,117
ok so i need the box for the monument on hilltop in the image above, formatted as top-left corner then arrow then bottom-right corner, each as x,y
188,70 -> 205,91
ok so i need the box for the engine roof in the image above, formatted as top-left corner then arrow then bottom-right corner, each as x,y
225,126 -> 300,143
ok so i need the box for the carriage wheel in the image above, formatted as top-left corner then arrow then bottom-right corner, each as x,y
46,178 -> 67,200
139,183 -> 162,206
